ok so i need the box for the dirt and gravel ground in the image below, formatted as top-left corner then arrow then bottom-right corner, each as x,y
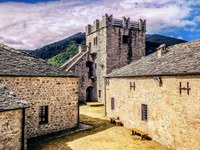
28,105 -> 169,150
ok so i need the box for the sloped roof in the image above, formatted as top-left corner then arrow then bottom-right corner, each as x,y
107,40 -> 200,78
0,44 -> 78,77
0,83 -> 29,112
61,50 -> 89,72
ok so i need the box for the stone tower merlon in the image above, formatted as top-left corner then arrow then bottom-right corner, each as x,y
85,14 -> 146,36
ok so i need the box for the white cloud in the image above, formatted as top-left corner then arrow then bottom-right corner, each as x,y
177,36 -> 183,39
0,0 -> 197,49
193,16 -> 200,22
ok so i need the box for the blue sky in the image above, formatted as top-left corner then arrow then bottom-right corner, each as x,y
0,0 -> 199,50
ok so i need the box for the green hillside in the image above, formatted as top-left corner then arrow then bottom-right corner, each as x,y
47,44 -> 78,67
25,32 -> 186,67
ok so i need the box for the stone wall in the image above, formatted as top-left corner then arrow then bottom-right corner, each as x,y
86,27 -> 107,103
106,26 -> 146,74
0,76 -> 79,138
0,109 -> 23,150
106,75 -> 200,149
85,14 -> 146,103
69,53 -> 97,102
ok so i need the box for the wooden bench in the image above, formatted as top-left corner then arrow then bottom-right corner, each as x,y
132,128 -> 148,140
110,117 -> 122,126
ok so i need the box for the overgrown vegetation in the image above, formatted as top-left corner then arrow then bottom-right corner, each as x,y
47,44 -> 79,67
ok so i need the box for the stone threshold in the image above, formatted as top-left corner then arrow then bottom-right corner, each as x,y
28,123 -> 93,141
85,102 -> 104,107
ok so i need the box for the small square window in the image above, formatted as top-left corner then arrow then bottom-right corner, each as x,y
141,104 -> 148,122
39,106 -> 49,125
111,98 -> 115,110
122,35 -> 129,44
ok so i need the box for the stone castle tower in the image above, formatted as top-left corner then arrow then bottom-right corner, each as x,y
61,14 -> 146,103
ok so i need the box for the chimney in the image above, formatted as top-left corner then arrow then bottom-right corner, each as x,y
157,44 -> 167,58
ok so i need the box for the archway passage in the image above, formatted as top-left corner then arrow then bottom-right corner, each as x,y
86,86 -> 93,102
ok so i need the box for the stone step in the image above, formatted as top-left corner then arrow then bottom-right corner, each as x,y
85,102 -> 104,107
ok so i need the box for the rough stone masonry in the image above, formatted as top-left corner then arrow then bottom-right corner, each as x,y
61,14 -> 146,103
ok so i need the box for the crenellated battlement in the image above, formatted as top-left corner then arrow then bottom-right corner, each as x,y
86,14 -> 146,36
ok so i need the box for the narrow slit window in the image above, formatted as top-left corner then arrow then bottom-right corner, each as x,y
111,98 -> 115,110
99,90 -> 101,98
96,37 -> 98,45
141,104 -> 148,122
39,106 -> 49,125
89,42 -> 91,51
94,37 -> 98,45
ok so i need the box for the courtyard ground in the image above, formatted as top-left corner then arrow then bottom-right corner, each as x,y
28,105 -> 169,150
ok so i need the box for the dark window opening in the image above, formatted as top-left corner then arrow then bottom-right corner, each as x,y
39,106 -> 48,125
141,104 -> 148,122
123,35 -> 129,44
99,90 -> 101,98
89,42 -> 91,50
93,37 -> 98,45
95,63 -> 97,68
86,61 -> 93,77
111,98 -> 115,110
96,37 -> 98,45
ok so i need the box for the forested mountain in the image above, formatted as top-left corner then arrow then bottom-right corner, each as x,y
28,32 -> 85,60
24,33 -> 186,67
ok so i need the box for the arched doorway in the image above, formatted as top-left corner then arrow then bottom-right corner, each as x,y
86,86 -> 93,102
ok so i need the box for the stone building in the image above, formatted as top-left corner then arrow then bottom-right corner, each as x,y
0,43 -> 79,141
61,14 -> 146,103
105,40 -> 200,149
0,83 -> 29,150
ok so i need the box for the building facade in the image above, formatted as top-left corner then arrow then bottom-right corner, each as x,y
61,14 -> 146,103
0,44 -> 79,141
0,83 -> 28,150
105,41 -> 200,149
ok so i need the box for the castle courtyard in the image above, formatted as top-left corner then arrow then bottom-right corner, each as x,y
28,105 -> 168,150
